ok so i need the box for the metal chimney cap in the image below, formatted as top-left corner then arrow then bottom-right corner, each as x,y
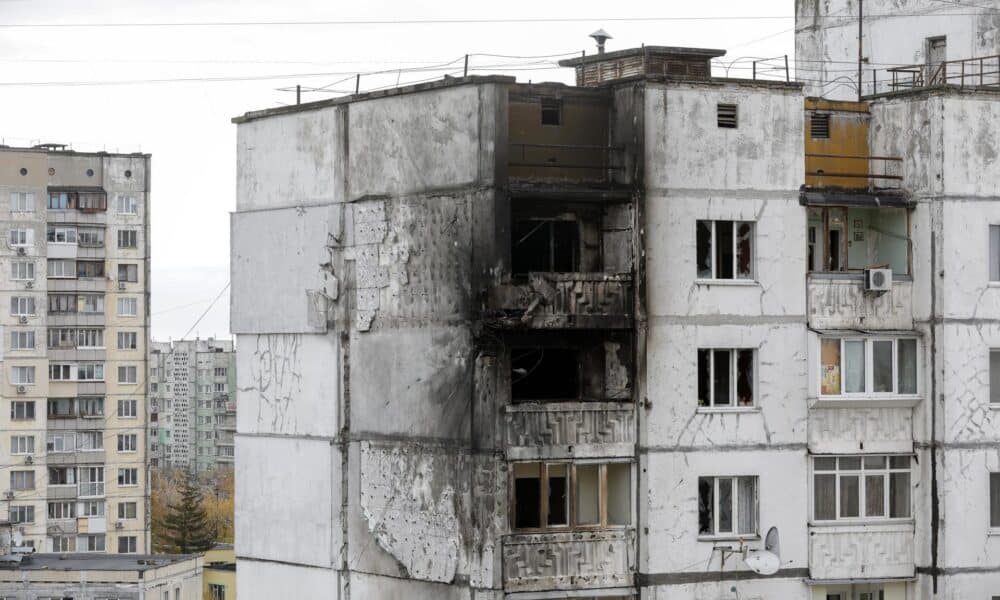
590,29 -> 612,43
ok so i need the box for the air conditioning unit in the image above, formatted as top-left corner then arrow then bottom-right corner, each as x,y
23,455 -> 32,465
864,268 -> 893,293
16,386 -> 26,395
24,281 -> 33,289
16,247 -> 25,256
114,520 -> 124,530
118,281 -> 127,291
18,316 -> 28,324
3,491 -> 14,500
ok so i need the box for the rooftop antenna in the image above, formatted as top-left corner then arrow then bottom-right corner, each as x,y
590,29 -> 612,55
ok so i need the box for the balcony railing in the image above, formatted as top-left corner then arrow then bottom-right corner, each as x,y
883,54 -> 1000,93
502,528 -> 635,592
809,522 -> 914,580
487,272 -> 633,329
504,402 -> 635,460
805,154 -> 903,189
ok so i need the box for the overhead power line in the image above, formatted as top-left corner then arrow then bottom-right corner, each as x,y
0,12 -> 992,28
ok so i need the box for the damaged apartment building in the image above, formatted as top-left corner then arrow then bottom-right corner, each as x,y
230,3 -> 999,599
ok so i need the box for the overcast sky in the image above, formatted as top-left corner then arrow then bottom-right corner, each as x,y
0,0 -> 795,341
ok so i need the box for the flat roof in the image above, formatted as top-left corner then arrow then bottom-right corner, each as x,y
1,553 -> 198,572
558,45 -> 727,67
0,145 -> 149,158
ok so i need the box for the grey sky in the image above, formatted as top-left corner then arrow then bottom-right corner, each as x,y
0,0 -> 795,340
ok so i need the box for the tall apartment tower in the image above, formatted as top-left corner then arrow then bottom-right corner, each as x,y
797,2 -> 1000,599
230,45 -> 810,597
148,338 -> 236,471
0,145 -> 151,554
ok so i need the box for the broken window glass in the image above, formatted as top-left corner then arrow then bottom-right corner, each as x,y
736,349 -> 754,406
698,348 -> 754,407
713,349 -> 731,406
575,464 -> 600,526
696,220 -> 754,280
512,219 -> 579,275
698,477 -> 714,534
698,476 -> 757,536
511,347 -> 579,401
540,98 -> 561,126
606,463 -> 631,526
547,463 -> 568,527
808,207 -> 911,274
513,463 -> 541,529
697,350 -> 711,407
990,473 -> 1000,528
696,221 -> 712,279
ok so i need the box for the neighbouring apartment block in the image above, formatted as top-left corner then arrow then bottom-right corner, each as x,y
230,4 -> 999,599
148,338 -> 235,471
0,145 -> 151,555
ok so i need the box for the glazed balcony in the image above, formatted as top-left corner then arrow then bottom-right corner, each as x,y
502,528 -> 635,593
504,401 -> 635,460
487,272 -> 633,329
809,522 -> 914,580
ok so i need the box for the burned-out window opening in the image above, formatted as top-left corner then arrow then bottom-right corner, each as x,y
813,455 -> 910,521
990,350 -> 1000,404
698,348 -> 754,407
512,219 -> 579,276
820,337 -> 918,397
717,103 -> 738,128
511,347 -> 579,401
811,113 -> 831,139
807,207 -> 910,275
696,220 -> 753,280
698,476 -> 757,536
540,98 -> 561,126
512,461 -> 631,532
990,472 -> 1000,529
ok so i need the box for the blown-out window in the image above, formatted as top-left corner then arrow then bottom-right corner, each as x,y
697,220 -> 754,280
512,461 -> 631,531
698,348 -> 754,407
699,476 -> 757,536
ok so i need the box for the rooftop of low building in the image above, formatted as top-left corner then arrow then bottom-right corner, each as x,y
0,553 -> 198,572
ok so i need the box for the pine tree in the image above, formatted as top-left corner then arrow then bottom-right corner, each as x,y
157,469 -> 217,554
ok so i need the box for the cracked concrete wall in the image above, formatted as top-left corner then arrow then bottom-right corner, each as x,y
233,81 -> 505,599
640,81 -> 809,597
795,0 -> 1000,99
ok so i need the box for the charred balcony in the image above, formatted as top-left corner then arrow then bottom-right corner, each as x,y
507,86 -> 632,188
486,198 -> 634,329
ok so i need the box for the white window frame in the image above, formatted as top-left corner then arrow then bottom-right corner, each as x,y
118,467 -> 139,487
8,228 -> 29,247
117,229 -> 138,249
696,219 -> 756,281
118,365 -> 138,384
118,399 -> 137,418
811,455 -> 912,523
118,535 -> 137,553
11,366 -> 35,385
10,330 -> 35,351
118,501 -> 137,519
117,195 -> 137,215
117,434 -> 137,452
819,337 -> 920,398
46,259 -> 75,279
10,191 -> 35,213
699,475 -> 758,538
77,533 -> 106,553
11,261 -> 34,281
117,331 -> 137,350
47,226 -> 77,244
697,348 -> 756,408
10,435 -> 34,455
77,362 -> 105,382
117,297 -> 138,317
10,296 -> 35,316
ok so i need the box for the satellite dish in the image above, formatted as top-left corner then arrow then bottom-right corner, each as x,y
743,526 -> 781,576
765,526 -> 780,555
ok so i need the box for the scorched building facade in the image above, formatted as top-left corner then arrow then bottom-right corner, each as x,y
231,5 -> 1000,599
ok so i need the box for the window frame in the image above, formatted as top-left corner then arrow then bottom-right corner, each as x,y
697,347 -> 756,408
117,195 -> 138,215
118,467 -> 139,487
818,336 -> 920,399
10,191 -> 35,213
117,297 -> 138,317
811,455 -> 912,523
11,296 -> 36,316
698,475 -> 759,538
510,460 -> 632,533
11,261 -> 34,281
696,219 -> 755,281
990,472 -> 1000,531
118,399 -> 138,418
10,366 -> 35,385
9,330 -> 35,351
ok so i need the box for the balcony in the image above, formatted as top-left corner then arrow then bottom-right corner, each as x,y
509,143 -> 624,184
805,154 -> 902,191
487,273 -> 633,329
807,276 -> 913,330
809,522 -> 914,580
504,402 -> 635,460
502,528 -> 635,592
881,54 -> 1000,93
